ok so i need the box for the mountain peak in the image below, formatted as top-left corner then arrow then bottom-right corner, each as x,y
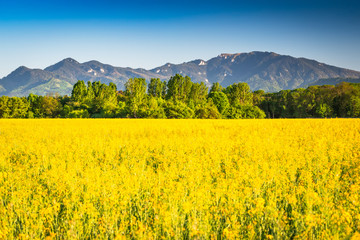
219,53 -> 250,59
190,59 -> 207,66
15,66 -> 30,71
44,58 -> 81,73
61,58 -> 79,64
5,66 -> 32,77
84,60 -> 102,64
219,53 -> 234,57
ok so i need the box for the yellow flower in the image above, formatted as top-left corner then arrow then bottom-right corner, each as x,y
0,119 -> 359,239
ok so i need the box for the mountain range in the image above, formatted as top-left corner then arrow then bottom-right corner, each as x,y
1,51 -> 360,97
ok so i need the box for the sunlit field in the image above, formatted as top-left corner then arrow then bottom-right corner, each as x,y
0,119 -> 359,239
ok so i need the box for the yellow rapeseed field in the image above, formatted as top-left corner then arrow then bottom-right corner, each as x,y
0,119 -> 359,239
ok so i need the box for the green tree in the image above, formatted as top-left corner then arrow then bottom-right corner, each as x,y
125,78 -> 147,118
189,82 -> 208,105
209,82 -> 224,94
253,90 -> 265,106
224,82 -> 253,106
28,94 -> 44,117
137,97 -> 166,119
166,74 -> 193,102
164,101 -> 194,119
195,100 -> 221,119
227,105 -> 266,119
148,78 -> 166,98
86,81 -> 118,116
349,96 -> 360,117
7,97 -> 29,118
316,103 -> 332,118
208,91 -> 230,115
0,96 -> 10,118
84,81 -> 95,105
71,80 -> 87,102
333,82 -> 355,117
288,88 -> 309,117
277,90 -> 291,117
41,94 -> 62,118
67,109 -> 90,118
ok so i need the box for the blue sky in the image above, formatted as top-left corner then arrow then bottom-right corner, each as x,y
0,0 -> 359,78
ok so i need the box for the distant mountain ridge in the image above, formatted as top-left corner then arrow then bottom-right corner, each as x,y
1,51 -> 360,96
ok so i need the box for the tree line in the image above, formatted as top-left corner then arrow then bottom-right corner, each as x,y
258,82 -> 360,118
0,74 -> 359,118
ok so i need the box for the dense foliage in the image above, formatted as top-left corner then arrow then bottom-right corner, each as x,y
258,82 -> 360,118
0,119 -> 359,239
0,75 -> 360,118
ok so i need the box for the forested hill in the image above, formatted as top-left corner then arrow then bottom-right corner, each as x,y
1,52 -> 360,96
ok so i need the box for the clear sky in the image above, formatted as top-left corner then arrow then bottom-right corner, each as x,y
0,0 -> 359,78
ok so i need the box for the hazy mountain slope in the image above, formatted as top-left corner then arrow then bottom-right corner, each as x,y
0,85 -> 6,94
310,77 -> 360,86
8,78 -> 73,97
0,66 -> 55,96
45,58 -> 164,88
150,60 -> 209,84
156,52 -> 360,92
1,51 -> 360,96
